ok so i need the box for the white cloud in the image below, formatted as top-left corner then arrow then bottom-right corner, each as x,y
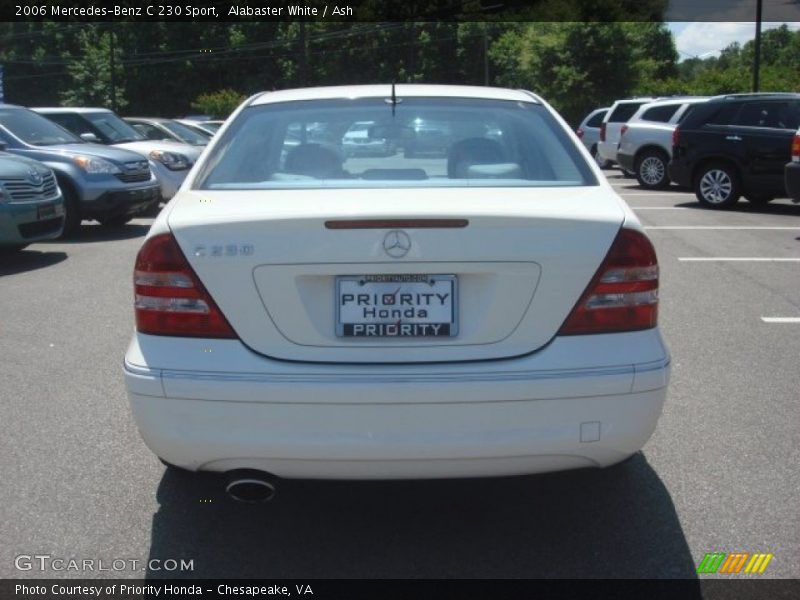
672,22 -> 800,61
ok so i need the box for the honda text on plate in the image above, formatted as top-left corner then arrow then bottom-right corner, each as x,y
124,85 -> 670,489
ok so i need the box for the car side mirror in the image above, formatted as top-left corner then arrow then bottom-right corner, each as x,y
80,132 -> 100,143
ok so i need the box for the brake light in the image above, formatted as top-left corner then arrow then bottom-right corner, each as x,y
672,127 -> 680,148
559,228 -> 658,335
133,233 -> 236,338
600,123 -> 607,142
576,128 -> 585,139
792,132 -> 800,162
620,124 -> 629,139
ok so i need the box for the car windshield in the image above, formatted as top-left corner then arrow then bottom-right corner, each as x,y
83,112 -> 145,143
195,97 -> 596,190
0,108 -> 83,146
160,120 -> 209,145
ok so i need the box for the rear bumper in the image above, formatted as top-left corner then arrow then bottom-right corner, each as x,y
597,141 -> 617,163
124,331 -> 670,479
667,159 -> 691,187
786,161 -> 800,202
617,151 -> 636,173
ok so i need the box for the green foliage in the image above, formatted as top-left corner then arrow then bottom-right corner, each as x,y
190,89 -> 247,118
1,19 -> 797,124
60,26 -> 127,110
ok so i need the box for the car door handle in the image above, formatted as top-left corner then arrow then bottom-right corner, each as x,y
726,135 -> 742,141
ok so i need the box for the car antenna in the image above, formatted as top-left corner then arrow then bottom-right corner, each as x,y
385,81 -> 402,116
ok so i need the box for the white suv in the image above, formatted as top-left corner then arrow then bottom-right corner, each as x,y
597,98 -> 657,168
616,97 -> 709,189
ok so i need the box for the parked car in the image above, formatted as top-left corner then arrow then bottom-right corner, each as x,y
403,118 -> 452,157
617,97 -> 709,189
176,118 -> 223,135
0,105 -> 160,234
173,119 -> 224,138
597,97 -> 657,169
576,107 -> 610,167
786,128 -> 800,203
124,84 -> 670,496
0,151 -> 64,250
669,93 -> 800,208
342,121 -> 396,157
33,108 -> 202,201
124,117 -> 210,146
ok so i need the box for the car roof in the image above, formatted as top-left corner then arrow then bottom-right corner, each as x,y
248,84 -> 541,106
708,92 -> 800,102
640,97 -> 710,108
34,107 -> 113,113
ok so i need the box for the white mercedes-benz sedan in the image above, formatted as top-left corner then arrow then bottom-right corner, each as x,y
124,84 -> 670,485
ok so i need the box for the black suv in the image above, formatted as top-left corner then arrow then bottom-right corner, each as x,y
669,93 -> 800,208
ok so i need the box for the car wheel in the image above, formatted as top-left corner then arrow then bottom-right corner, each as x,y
58,183 -> 81,238
635,150 -> 670,190
744,192 -> 774,205
694,163 -> 741,208
591,146 -> 610,169
97,215 -> 133,227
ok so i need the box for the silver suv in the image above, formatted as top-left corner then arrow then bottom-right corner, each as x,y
617,97 -> 709,189
597,98 -> 657,168
34,108 -> 202,201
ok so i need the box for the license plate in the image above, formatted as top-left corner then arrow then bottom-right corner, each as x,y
37,203 -> 56,220
336,274 -> 457,337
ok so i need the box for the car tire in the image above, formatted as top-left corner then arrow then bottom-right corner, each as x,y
635,150 -> 670,190
694,162 -> 741,208
58,183 -> 81,238
97,215 -> 133,227
744,192 -> 774,205
591,145 -> 611,169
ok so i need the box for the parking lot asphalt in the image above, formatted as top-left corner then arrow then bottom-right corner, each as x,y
1,173 -> 798,580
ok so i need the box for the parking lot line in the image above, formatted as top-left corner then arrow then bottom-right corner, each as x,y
631,207 -> 688,210
761,317 -> 800,323
616,192 -> 683,197
678,258 -> 800,262
646,226 -> 800,230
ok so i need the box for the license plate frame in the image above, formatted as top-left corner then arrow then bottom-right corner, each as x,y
335,274 -> 458,338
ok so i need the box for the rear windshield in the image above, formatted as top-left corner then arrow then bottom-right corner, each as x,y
608,102 -> 646,123
586,110 -> 607,128
194,97 -> 596,190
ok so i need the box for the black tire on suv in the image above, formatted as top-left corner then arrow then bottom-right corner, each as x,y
694,162 -> 741,208
635,149 -> 670,190
57,179 -> 82,237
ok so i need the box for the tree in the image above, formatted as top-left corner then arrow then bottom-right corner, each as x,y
60,25 -> 127,110
190,89 -> 246,118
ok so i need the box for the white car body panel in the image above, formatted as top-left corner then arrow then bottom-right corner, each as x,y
166,187 -> 625,363
597,98 -> 657,163
124,84 -> 669,479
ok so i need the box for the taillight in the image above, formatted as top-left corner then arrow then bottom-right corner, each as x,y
620,124 -> 629,139
559,228 -> 658,335
672,127 -> 680,148
134,233 -> 236,338
576,128 -> 585,139
600,123 -> 607,142
792,132 -> 800,162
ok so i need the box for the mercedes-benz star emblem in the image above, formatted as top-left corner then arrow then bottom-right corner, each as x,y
383,230 -> 411,259
27,168 -> 43,185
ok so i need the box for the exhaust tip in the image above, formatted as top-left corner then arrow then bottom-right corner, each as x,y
225,470 -> 277,503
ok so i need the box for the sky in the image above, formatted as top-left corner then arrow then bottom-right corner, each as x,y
667,22 -> 800,60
